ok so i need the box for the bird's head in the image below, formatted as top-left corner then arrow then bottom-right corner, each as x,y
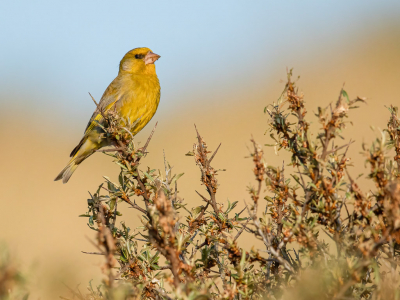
119,47 -> 160,75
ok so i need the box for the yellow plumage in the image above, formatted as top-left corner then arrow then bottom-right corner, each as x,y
55,47 -> 161,183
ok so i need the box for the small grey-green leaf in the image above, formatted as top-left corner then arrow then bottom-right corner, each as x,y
142,171 -> 155,182
170,173 -> 184,186
342,90 -> 350,103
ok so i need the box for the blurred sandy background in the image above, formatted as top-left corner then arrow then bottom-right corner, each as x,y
1,1 -> 400,298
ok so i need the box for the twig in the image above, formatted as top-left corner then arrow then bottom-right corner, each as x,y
325,140 -> 355,156
81,251 -> 106,255
233,218 -> 250,242
101,186 -> 147,214
244,200 -> 294,273
209,143 -> 222,164
139,122 -> 158,156
89,92 -> 107,120
195,190 -> 211,204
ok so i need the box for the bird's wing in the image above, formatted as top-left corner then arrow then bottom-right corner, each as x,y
84,77 -> 122,134
69,77 -> 124,157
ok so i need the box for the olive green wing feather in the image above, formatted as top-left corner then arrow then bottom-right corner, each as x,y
84,77 -> 123,133
70,77 -> 122,157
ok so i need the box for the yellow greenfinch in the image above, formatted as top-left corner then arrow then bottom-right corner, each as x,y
55,47 -> 161,183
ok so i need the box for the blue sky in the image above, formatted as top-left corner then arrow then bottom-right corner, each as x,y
1,0 -> 399,126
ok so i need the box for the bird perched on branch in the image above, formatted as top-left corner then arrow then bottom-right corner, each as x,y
55,47 -> 161,183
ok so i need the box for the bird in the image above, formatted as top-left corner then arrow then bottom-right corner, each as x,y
55,47 -> 161,184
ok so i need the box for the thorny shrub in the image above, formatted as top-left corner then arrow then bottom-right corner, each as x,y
59,71 -> 400,300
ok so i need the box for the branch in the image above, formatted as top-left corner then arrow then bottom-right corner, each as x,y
81,251 -> 105,255
209,143 -> 222,164
324,139 -> 355,156
89,92 -> 107,120
140,122 -> 158,156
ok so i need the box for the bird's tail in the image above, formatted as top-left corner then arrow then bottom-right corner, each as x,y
55,137 -> 98,183
54,156 -> 79,184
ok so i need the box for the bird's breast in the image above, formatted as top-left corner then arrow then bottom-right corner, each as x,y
118,75 -> 160,135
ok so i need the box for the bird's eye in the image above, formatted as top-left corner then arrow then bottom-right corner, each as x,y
135,54 -> 144,59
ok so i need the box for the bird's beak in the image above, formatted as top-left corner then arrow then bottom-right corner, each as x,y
144,51 -> 161,65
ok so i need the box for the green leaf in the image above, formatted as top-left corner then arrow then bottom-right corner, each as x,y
290,174 -> 301,186
150,252 -> 160,264
342,89 -> 350,103
116,162 -> 127,170
142,171 -> 155,182
118,172 -> 125,187
218,213 -> 226,222
170,173 -> 184,186
264,196 -> 274,203
192,206 -> 204,217
109,198 -> 116,211
225,201 -> 238,214
240,249 -> 246,269
235,214 -> 247,221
